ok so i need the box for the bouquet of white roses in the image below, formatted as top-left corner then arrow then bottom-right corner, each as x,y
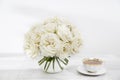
24,17 -> 82,73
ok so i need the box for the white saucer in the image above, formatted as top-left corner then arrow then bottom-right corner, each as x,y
77,65 -> 106,76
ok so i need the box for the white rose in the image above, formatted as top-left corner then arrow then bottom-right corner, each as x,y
42,23 -> 57,33
24,17 -> 82,58
43,17 -> 62,25
32,25 -> 46,35
40,33 -> 61,57
24,29 -> 40,58
69,27 -> 82,53
57,42 -> 72,58
57,24 -> 73,42
24,41 -> 40,58
71,36 -> 82,53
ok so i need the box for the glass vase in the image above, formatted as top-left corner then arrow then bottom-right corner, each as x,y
38,56 -> 69,73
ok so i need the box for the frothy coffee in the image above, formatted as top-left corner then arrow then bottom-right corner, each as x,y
83,58 -> 103,65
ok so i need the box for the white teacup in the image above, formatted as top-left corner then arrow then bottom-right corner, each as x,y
83,58 -> 103,73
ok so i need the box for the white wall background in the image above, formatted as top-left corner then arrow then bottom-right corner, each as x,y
0,0 -> 120,56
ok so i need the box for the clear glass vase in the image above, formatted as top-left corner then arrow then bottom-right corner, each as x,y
38,56 -> 69,73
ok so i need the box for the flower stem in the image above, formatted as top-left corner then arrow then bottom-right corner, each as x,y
46,60 -> 52,71
53,57 -> 55,71
56,57 -> 63,70
58,58 -> 68,65
64,58 -> 69,64
38,57 -> 46,65
38,57 -> 45,63
44,58 -> 49,70
38,56 -> 68,72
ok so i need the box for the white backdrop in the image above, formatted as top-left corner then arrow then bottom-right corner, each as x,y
0,0 -> 120,56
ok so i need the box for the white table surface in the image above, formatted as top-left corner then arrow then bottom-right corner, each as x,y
0,54 -> 120,80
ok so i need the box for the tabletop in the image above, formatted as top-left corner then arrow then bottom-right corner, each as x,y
0,54 -> 120,80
